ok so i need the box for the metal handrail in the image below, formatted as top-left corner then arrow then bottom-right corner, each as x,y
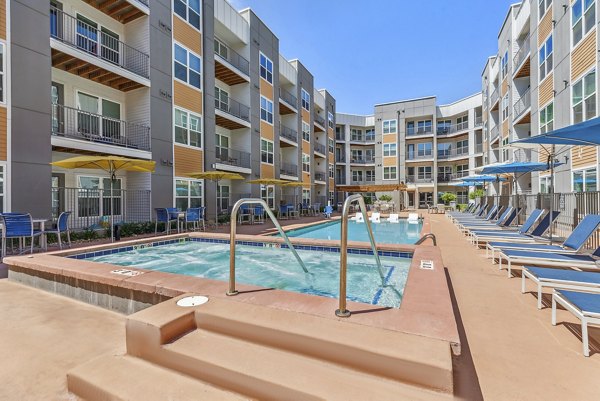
337,194 -> 385,317
415,233 -> 437,246
227,198 -> 308,296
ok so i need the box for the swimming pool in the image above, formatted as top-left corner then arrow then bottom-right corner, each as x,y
83,239 -> 410,308
281,220 -> 422,244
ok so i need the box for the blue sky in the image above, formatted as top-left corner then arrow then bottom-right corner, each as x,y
229,0 -> 517,114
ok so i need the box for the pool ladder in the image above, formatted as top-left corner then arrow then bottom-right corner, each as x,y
336,194 -> 385,317
227,198 -> 308,296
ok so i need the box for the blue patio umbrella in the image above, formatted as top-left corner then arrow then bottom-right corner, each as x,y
450,181 -> 478,187
462,174 -> 506,183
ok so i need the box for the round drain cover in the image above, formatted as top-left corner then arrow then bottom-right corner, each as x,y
176,296 -> 209,307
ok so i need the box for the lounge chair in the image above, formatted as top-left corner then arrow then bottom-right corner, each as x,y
522,266 -> 600,309
458,206 -> 513,233
370,212 -> 381,223
498,247 -> 600,278
487,214 -> 600,260
469,209 -> 553,247
355,213 -> 364,223
552,290 -> 600,357
407,213 -> 419,224
453,204 -> 496,223
387,214 -> 399,223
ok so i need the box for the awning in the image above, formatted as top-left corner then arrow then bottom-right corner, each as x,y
336,183 -> 407,192
461,174 -> 506,183
511,116 -> 600,147
479,161 -> 555,174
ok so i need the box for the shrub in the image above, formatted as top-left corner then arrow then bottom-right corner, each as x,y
378,194 -> 393,202
440,192 -> 457,205
469,189 -> 486,200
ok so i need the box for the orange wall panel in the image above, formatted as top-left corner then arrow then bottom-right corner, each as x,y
538,72 -> 554,107
173,15 -> 202,55
174,81 -> 202,114
571,30 -> 596,81
260,79 -> 274,101
260,163 -> 274,178
174,145 -> 203,177
538,9 -> 553,46
260,120 -> 274,141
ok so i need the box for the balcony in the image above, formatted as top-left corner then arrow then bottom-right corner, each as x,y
513,148 -> 532,163
513,88 -> 531,124
437,121 -> 469,136
215,96 -> 251,129
475,116 -> 483,127
314,172 -> 326,182
490,126 -> 500,143
335,154 -> 346,163
350,157 -> 375,165
215,147 -> 251,171
349,134 -> 376,144
406,126 -> 433,137
406,175 -> 434,184
50,7 -> 149,91
280,162 -> 298,177
475,143 -> 483,154
279,88 -> 298,114
279,124 -> 298,145
437,147 -> 469,160
335,132 -> 345,141
407,152 -> 434,161
78,0 -> 148,24
314,142 -> 327,156
51,103 -> 151,155
214,44 -> 250,86
314,113 -> 326,130
513,36 -> 531,79
490,89 -> 500,111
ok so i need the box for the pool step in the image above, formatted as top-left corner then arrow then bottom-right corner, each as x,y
67,354 -> 250,401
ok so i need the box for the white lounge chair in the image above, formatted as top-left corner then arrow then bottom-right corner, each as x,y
370,212 -> 381,223
407,213 -> 420,224
355,213 -> 364,223
387,214 -> 399,223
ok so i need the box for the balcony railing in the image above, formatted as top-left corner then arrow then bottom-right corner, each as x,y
406,174 -> 433,184
350,179 -> 376,185
437,147 -> 469,159
490,88 -> 499,107
475,143 -> 483,153
335,132 -> 345,141
51,104 -> 151,152
279,88 -> 297,108
280,162 -> 298,177
437,172 -> 470,183
513,88 -> 531,119
314,142 -> 327,155
406,126 -> 433,136
336,177 -> 347,185
50,7 -> 150,79
214,43 -> 249,76
215,147 -> 251,169
437,121 -> 469,136
490,126 -> 500,142
335,154 -> 346,163
350,157 -> 375,164
407,152 -> 434,161
513,36 -> 531,71
475,116 -> 483,127
513,148 -> 532,162
350,134 -> 376,143
314,113 -> 326,127
279,123 -> 298,143
314,172 -> 326,182
215,96 -> 250,122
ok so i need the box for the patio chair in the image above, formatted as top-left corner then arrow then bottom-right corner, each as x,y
43,211 -> 72,250
184,207 -> 205,231
436,204 -> 446,214
238,205 -> 252,224
498,246 -> 600,278
279,204 -> 290,220
323,205 -> 333,219
1,213 -> 43,258
407,213 -> 420,224
253,205 -> 265,224
387,214 -> 399,223
552,290 -> 600,357
487,214 -> 600,260
458,206 -> 513,232
370,212 -> 381,223
154,208 -> 178,235
469,209 -> 551,247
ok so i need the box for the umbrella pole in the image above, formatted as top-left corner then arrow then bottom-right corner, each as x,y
110,166 -> 114,243
549,146 -> 555,245
215,178 -> 219,228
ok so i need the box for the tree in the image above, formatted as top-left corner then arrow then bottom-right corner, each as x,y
440,192 -> 457,205
469,189 -> 485,200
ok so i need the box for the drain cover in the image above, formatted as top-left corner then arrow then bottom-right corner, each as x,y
420,260 -> 434,270
110,269 -> 142,277
177,296 -> 209,307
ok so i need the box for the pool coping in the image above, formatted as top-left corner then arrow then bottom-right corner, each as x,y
4,215 -> 459,354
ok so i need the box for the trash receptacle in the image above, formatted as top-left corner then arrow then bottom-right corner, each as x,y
114,224 -> 121,241
449,201 -> 457,211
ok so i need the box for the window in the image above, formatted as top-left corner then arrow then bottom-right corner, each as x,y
573,168 -> 597,192
260,139 -> 274,164
0,165 -> 4,212
365,128 -> 375,141
417,142 -> 433,157
329,164 -> 334,178
437,143 -> 451,158
572,0 -> 595,46
174,44 -> 201,89
502,94 -> 509,120
438,166 -> 452,181
437,119 -> 451,134
260,96 -> 274,124
418,166 -> 432,180
328,138 -> 334,153
417,120 -> 433,133
214,86 -> 229,111
77,176 -> 123,218
456,164 -> 469,177
301,89 -> 310,111
174,108 -> 202,148
352,170 -> 363,182
302,153 -> 310,172
302,121 -> 310,141
407,143 -> 415,159
457,115 -> 469,130
540,175 -> 552,193
539,35 -> 553,81
540,102 -> 554,133
0,43 -> 4,102
217,184 -> 229,213
302,189 -> 311,204
366,170 -> 375,182
261,185 -> 275,209
175,179 -> 203,211
214,38 -> 228,60
259,52 -> 273,84
383,119 -> 397,134
539,0 -> 553,20
351,128 -> 363,141
328,112 -> 334,128
572,69 -> 596,123
502,138 -> 510,162
174,0 -> 201,29
501,51 -> 508,79
457,139 -> 469,154
383,167 -> 397,180
383,143 -> 397,157
329,191 -> 335,204
76,92 -> 122,138
215,134 -> 229,161
351,149 -> 363,162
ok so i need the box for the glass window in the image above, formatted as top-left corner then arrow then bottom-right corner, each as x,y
302,121 -> 310,141
217,184 -> 229,213
0,44 -> 4,102
259,52 -> 273,84
418,166 -> 432,179
417,142 -> 433,157
77,176 -> 122,217
175,179 -> 203,211
352,170 -> 363,182
351,128 -> 363,141
366,170 -> 375,181
383,143 -> 397,157
539,0 -> 553,19
214,38 -> 228,59
301,89 -> 310,111
540,175 -> 552,193
174,43 -> 201,89
174,0 -> 201,30
0,165 -> 4,212
573,69 -> 596,123
174,108 -> 202,147
539,35 -> 553,81
328,138 -> 334,153
302,153 -> 310,172
302,189 -> 310,204
329,164 -> 335,178
383,119 -> 397,134
407,121 -> 415,135
261,185 -> 275,209
215,86 -> 229,111
365,128 -> 375,141
260,139 -> 274,164
572,0 -> 595,46
383,167 -> 397,180
417,120 -> 432,133
501,51 -> 508,79
260,96 -> 273,124
502,95 -> 509,120
437,142 -> 451,157
437,119 -> 451,134
573,167 -> 597,192
328,112 -> 334,128
540,102 -> 554,133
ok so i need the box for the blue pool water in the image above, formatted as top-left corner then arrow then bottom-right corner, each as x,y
86,241 -> 410,307
282,220 -> 422,244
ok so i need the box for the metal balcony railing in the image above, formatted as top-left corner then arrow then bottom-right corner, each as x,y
406,174 -> 433,184
350,134 -> 376,143
314,113 -> 326,127
475,116 -> 483,127
490,88 -> 499,107
279,88 -> 297,108
214,42 -> 249,76
351,179 -> 376,185
336,154 -> 346,163
513,35 -> 531,70
437,121 -> 469,135
475,143 -> 483,153
335,132 -> 345,141
280,162 -> 298,177
490,126 -> 500,142
350,157 -> 375,164
437,147 -> 469,159
51,104 -> 151,152
513,88 -> 531,119
136,0 -> 149,5
215,147 -> 251,169
314,142 -> 327,155
406,126 -> 433,136
215,96 -> 250,122
314,172 -> 326,182
513,148 -> 532,162
279,123 -> 298,143
407,152 -> 434,160
50,7 -> 149,79
336,177 -> 347,185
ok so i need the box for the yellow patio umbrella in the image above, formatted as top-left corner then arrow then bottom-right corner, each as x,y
246,178 -> 291,209
51,155 -> 156,241
282,181 -> 314,206
189,171 -> 244,224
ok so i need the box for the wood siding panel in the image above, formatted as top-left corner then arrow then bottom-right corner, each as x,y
301,109 -> 310,123
174,81 -> 202,113
383,157 -> 396,167
174,146 -> 203,177
501,78 -> 508,96
502,119 -> 509,136
329,154 -> 334,164
260,120 -> 274,141
302,140 -> 310,154
173,16 -> 202,55
260,80 -> 273,101
302,172 -> 310,183
539,72 -> 554,106
260,163 -> 274,178
571,30 -> 597,81
0,0 -> 6,40
0,106 -> 6,160
538,146 -> 550,163
383,135 -> 396,144
571,146 -> 597,169
538,9 -> 553,46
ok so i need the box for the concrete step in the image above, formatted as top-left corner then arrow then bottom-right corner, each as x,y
162,328 -> 451,401
67,354 -> 251,401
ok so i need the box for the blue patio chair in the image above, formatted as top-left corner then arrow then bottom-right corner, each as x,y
279,204 -> 290,220
253,205 -> 265,224
323,205 -> 333,219
154,208 -> 178,235
552,290 -> 600,357
1,213 -> 44,258
238,205 -> 252,224
43,211 -> 72,250
184,207 -> 205,231
470,209 -> 553,246
498,246 -> 600,278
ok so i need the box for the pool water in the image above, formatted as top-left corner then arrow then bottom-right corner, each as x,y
86,241 -> 410,307
282,220 -> 422,244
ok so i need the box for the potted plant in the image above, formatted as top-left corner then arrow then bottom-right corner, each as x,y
378,194 -> 393,202
440,192 -> 457,205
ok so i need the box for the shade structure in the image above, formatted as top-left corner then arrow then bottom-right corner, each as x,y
189,171 -> 244,225
51,156 -> 156,241
246,178 -> 290,186
450,182 -> 478,187
511,116 -> 600,147
461,175 -> 506,183
479,161 -> 556,175
335,183 -> 408,192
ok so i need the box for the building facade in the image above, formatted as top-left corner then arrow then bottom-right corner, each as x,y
336,94 -> 483,209
6,0 -> 335,225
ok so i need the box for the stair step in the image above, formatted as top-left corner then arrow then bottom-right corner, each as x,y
67,354 -> 250,401
162,328 -> 451,401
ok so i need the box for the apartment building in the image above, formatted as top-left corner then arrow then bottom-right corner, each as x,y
482,0 -> 599,195
7,0 -> 334,224
336,94 -> 483,209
